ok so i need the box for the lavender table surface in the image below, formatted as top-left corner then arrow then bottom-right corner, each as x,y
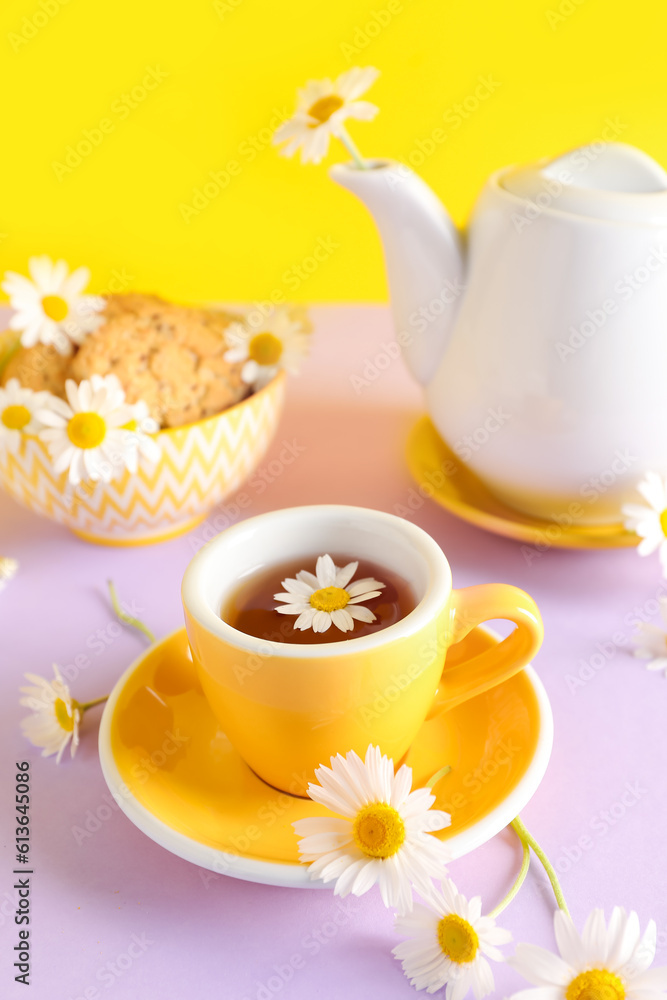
1,305 -> 666,1000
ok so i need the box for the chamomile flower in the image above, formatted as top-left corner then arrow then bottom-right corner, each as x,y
2,256 -> 104,355
112,395 -> 160,474
393,878 -> 511,998
0,379 -> 51,453
273,66 -> 380,164
20,665 -> 81,763
622,472 -> 667,575
36,374 -> 136,486
274,553 -> 385,633
0,557 -> 18,590
508,906 -> 667,1000
292,745 -> 451,913
224,307 -> 310,390
633,599 -> 667,676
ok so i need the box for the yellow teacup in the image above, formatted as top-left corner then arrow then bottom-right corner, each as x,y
182,505 -> 543,795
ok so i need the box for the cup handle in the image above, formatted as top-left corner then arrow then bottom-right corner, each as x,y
425,584 -> 543,720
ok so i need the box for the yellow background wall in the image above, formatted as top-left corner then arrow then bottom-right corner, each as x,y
0,0 -> 664,302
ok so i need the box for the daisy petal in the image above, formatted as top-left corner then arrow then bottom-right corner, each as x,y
631,965 -> 667,991
509,943 -> 571,987
294,609 -> 316,630
347,605 -> 376,623
348,590 -> 383,604
312,610 -> 332,633
335,561 -> 358,589
582,908 -> 608,967
554,909 -> 586,969
316,554 -> 337,587
331,608 -> 354,632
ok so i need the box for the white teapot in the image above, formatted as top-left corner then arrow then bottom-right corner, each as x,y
332,143 -> 667,524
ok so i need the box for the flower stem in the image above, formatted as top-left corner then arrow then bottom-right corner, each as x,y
511,816 -> 571,917
425,764 -> 452,789
107,580 -> 156,643
488,839 -> 530,918
337,125 -> 370,169
79,695 -> 109,712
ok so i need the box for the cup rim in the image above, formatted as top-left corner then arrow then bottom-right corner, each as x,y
181,504 -> 452,658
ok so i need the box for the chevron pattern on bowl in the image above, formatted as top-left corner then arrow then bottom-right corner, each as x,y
0,369 -> 286,546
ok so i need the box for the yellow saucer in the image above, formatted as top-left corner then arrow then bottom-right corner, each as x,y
99,627 -> 552,888
407,416 -> 638,549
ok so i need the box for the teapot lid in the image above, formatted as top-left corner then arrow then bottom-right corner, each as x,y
500,143 -> 667,225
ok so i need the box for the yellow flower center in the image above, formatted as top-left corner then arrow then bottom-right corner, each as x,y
660,508 -> 667,536
1,404 -> 31,430
566,970 -> 625,1000
437,914 -> 479,964
309,586 -> 350,612
54,697 -> 75,733
248,332 -> 283,367
307,94 -> 344,126
67,412 -> 106,449
41,294 -> 69,322
352,802 -> 406,858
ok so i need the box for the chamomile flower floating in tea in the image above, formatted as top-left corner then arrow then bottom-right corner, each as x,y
229,553 -> 412,644
272,66 -> 380,166
274,553 -> 385,633
19,666 -> 82,763
2,255 -> 104,355
634,605 -> 667,676
0,556 -> 18,590
223,307 -> 310,391
393,878 -> 511,998
0,379 -> 50,453
508,906 -> 667,1000
622,472 -> 667,575
292,745 -> 450,912
36,374 -> 157,486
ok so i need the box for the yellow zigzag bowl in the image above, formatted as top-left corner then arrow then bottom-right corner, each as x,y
0,331 -> 286,546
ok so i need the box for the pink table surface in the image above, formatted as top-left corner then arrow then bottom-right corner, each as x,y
1,305 -> 666,1000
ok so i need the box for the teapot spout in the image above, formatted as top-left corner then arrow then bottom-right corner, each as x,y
330,160 -> 465,385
